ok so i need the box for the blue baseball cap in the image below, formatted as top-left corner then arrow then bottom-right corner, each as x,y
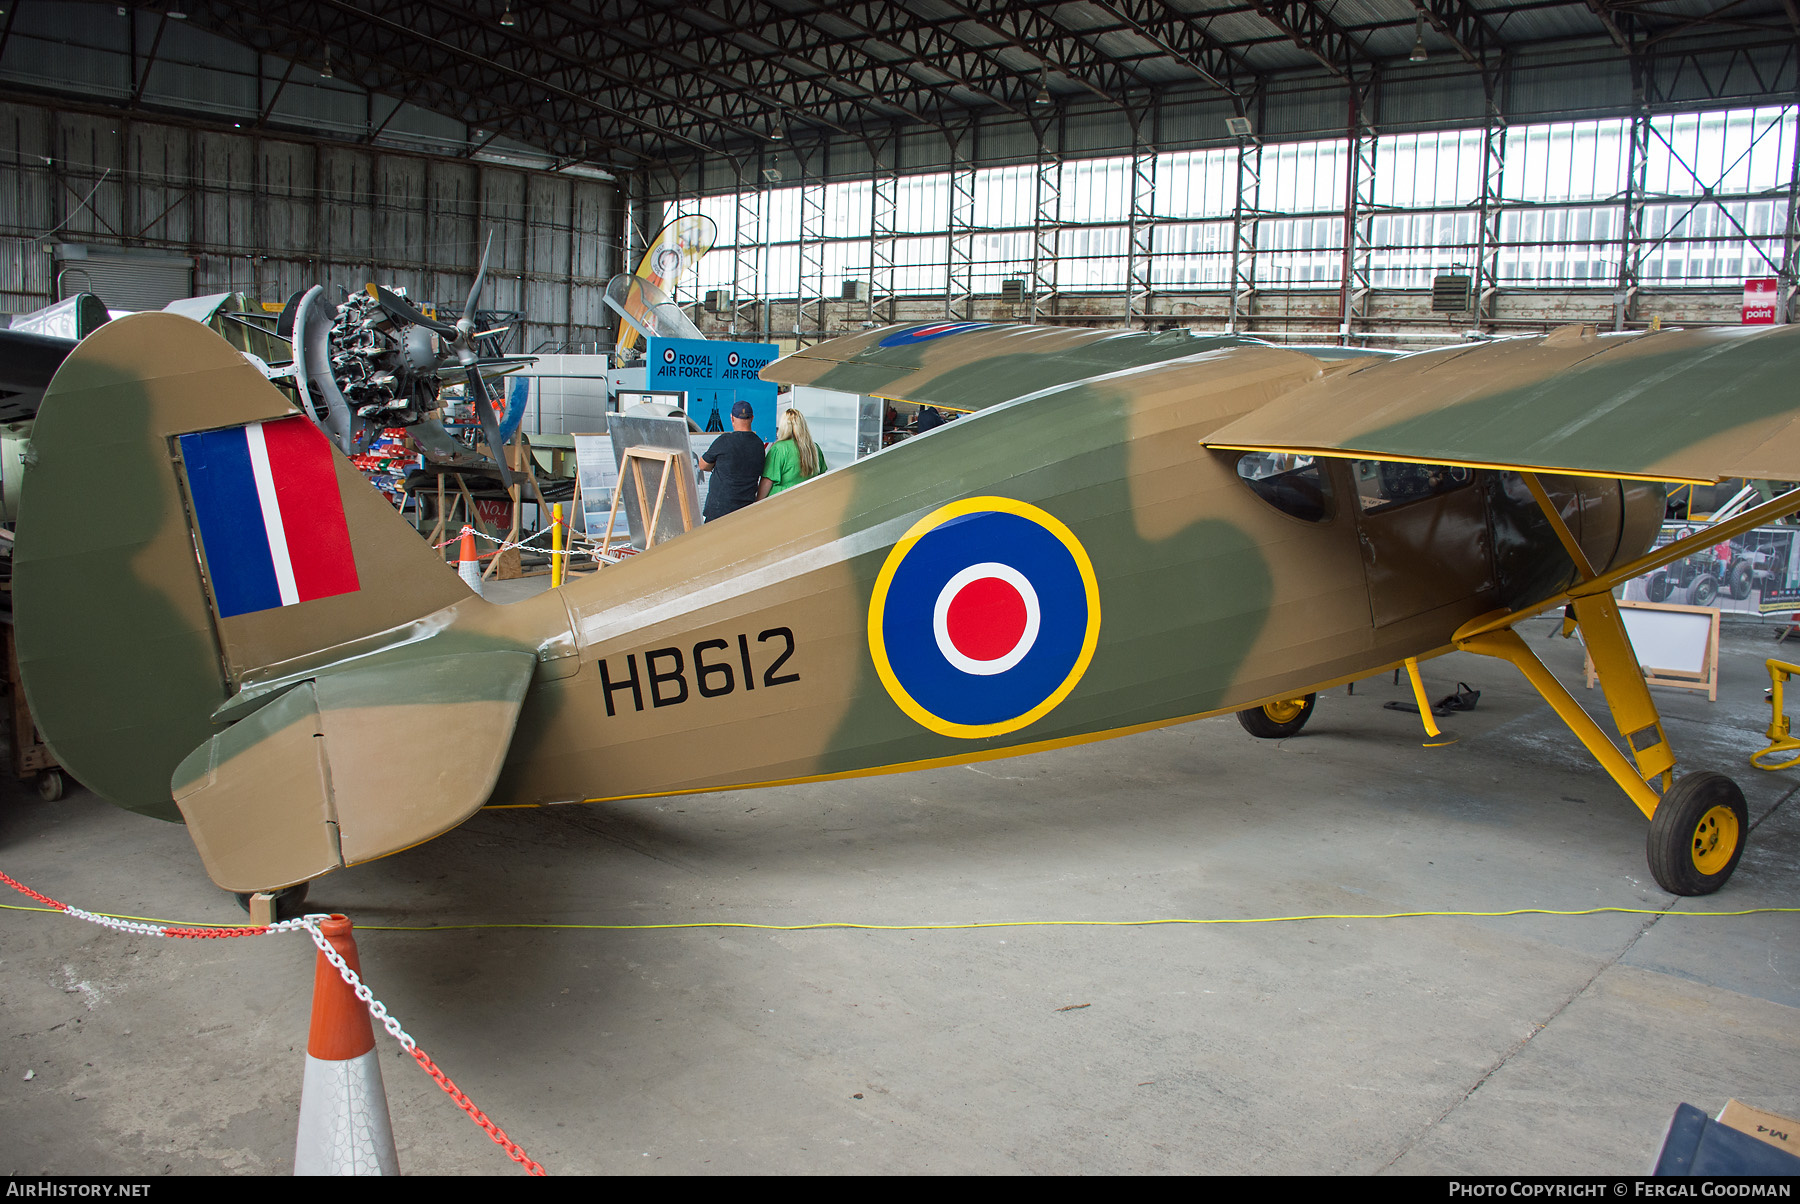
731,400 -> 753,419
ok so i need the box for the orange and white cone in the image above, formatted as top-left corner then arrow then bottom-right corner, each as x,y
294,915 -> 399,1176
456,525 -> 483,597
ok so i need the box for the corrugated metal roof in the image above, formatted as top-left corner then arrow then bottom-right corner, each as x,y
0,1 -> 1789,171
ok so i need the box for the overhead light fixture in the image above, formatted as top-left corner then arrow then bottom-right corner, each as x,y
769,122 -> 785,141
500,4 -> 515,26
558,163 -> 616,182
1410,13 -> 1428,62
1225,115 -> 1253,138
1033,66 -> 1052,106
321,51 -> 333,79
473,148 -> 556,171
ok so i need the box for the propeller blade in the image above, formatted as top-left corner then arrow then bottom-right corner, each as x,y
462,230 -> 494,334
465,365 -> 515,490
374,285 -> 458,336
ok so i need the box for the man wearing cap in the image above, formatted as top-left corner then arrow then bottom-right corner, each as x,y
697,400 -> 765,521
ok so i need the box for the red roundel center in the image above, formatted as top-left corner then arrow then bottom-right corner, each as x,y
945,576 -> 1029,662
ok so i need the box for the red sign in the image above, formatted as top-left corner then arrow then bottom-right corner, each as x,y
1743,277 -> 1779,325
474,498 -> 513,529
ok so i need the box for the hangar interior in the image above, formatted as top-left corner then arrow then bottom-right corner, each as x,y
2,0 -> 1799,1180
0,1 -> 1796,347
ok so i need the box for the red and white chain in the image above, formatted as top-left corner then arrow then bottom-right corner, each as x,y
1,871 -> 545,1175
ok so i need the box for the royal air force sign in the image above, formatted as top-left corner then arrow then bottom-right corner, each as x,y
869,497 -> 1101,739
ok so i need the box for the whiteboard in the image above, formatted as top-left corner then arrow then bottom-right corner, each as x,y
1622,606 -> 1712,676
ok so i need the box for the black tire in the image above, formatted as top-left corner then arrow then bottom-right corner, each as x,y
1688,573 -> 1719,607
1647,772 -> 1748,896
1236,693 -> 1317,738
233,881 -> 312,922
1647,572 -> 1674,603
34,770 -> 64,802
1729,561 -> 1754,600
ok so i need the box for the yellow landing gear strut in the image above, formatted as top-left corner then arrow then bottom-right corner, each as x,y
1450,474 -> 1760,896
1753,659 -> 1800,771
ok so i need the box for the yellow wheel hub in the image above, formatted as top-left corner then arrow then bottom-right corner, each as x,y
1690,804 -> 1740,876
1263,698 -> 1308,724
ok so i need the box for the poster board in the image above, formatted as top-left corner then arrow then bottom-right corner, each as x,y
605,412 -> 703,549
573,433 -> 627,542
1584,600 -> 1721,701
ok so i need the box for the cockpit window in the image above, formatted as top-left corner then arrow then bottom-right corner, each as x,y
1352,459 -> 1475,513
1236,452 -> 1334,523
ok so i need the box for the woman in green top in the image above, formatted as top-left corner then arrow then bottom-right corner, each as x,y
758,407 -> 828,499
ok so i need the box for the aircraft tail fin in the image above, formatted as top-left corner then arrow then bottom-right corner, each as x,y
13,313 -> 472,822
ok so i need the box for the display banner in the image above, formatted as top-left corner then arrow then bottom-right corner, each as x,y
647,337 -> 779,441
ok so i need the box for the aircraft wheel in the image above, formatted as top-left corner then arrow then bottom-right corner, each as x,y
35,770 -> 64,802
1647,771 -> 1747,896
1236,693 -> 1317,738
232,881 -> 312,922
1729,562 -> 1755,600
1688,573 -> 1719,607
1646,572 -> 1674,603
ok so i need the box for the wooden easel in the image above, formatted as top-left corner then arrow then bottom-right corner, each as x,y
1582,599 -> 1722,702
601,447 -> 694,555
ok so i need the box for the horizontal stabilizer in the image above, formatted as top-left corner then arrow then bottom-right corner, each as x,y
1203,324 -> 1800,484
171,650 -> 534,892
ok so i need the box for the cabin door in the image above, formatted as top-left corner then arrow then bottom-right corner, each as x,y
1350,460 -> 1497,628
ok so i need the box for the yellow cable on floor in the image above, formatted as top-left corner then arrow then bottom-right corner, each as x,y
3,901 -> 1795,932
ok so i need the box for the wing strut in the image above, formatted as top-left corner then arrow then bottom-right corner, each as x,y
1443,480 -> 1800,894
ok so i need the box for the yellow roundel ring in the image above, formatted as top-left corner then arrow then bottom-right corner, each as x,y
867,496 -> 1102,739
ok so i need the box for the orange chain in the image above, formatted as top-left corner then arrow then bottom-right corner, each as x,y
3,870 -> 546,1174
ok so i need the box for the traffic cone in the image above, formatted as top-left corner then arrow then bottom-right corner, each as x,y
456,525 -> 483,597
294,915 -> 399,1176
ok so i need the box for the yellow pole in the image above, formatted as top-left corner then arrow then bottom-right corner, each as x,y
551,502 -> 564,588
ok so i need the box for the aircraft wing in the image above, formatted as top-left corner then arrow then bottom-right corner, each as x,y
1203,323 -> 1800,484
0,327 -> 79,423
766,322 -> 1287,413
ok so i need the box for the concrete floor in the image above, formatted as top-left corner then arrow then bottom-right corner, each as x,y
1,608 -> 1796,1176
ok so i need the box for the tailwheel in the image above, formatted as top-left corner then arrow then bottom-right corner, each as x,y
233,881 -> 312,922
1237,693 -> 1317,739
1647,771 -> 1747,896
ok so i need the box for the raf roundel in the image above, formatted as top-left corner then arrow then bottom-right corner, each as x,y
869,497 -> 1101,739
662,347 -> 676,364
876,321 -> 991,348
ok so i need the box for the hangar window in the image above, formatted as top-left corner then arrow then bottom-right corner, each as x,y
1353,460 -> 1475,513
1236,452 -> 1334,523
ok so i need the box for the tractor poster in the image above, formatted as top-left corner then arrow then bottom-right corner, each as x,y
1620,523 -> 1800,615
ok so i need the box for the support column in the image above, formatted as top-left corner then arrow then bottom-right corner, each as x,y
1475,100 -> 1507,332
1617,79 -> 1649,331
1229,131 -> 1262,334
1031,116 -> 1061,324
945,117 -> 976,322
796,140 -> 826,347
731,158 -> 762,339
1782,98 -> 1800,323
1126,103 -> 1156,329
1339,80 -> 1377,346
867,128 -> 898,325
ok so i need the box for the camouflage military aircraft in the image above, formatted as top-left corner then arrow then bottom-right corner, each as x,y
15,313 -> 1800,907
